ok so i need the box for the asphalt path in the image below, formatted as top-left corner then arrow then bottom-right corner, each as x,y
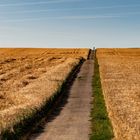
29,51 -> 94,140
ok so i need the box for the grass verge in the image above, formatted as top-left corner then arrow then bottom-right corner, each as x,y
90,53 -> 114,140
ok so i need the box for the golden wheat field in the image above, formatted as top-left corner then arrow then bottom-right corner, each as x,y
97,48 -> 140,140
0,48 -> 89,133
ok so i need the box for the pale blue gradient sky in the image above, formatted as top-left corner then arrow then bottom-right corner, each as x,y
0,0 -> 140,48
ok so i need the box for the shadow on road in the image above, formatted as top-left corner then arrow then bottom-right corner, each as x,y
26,60 -> 83,140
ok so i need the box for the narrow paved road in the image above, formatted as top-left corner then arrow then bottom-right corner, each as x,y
29,51 -> 94,140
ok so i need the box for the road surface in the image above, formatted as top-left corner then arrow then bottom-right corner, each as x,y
28,51 -> 94,140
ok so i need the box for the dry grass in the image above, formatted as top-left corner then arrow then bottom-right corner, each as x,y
0,48 -> 89,134
97,48 -> 140,140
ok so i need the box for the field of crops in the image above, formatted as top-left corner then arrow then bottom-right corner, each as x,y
0,48 -> 89,134
97,48 -> 140,140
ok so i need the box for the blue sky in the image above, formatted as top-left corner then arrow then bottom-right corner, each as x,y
0,0 -> 140,48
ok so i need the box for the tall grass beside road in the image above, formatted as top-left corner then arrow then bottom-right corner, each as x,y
90,52 -> 114,140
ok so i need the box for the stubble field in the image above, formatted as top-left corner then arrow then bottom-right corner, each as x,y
97,48 -> 140,140
0,48 -> 89,134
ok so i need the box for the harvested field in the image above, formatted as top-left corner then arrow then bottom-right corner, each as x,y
0,48 -> 89,135
97,48 -> 140,140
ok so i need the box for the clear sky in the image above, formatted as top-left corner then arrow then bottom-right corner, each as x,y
0,0 -> 140,48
